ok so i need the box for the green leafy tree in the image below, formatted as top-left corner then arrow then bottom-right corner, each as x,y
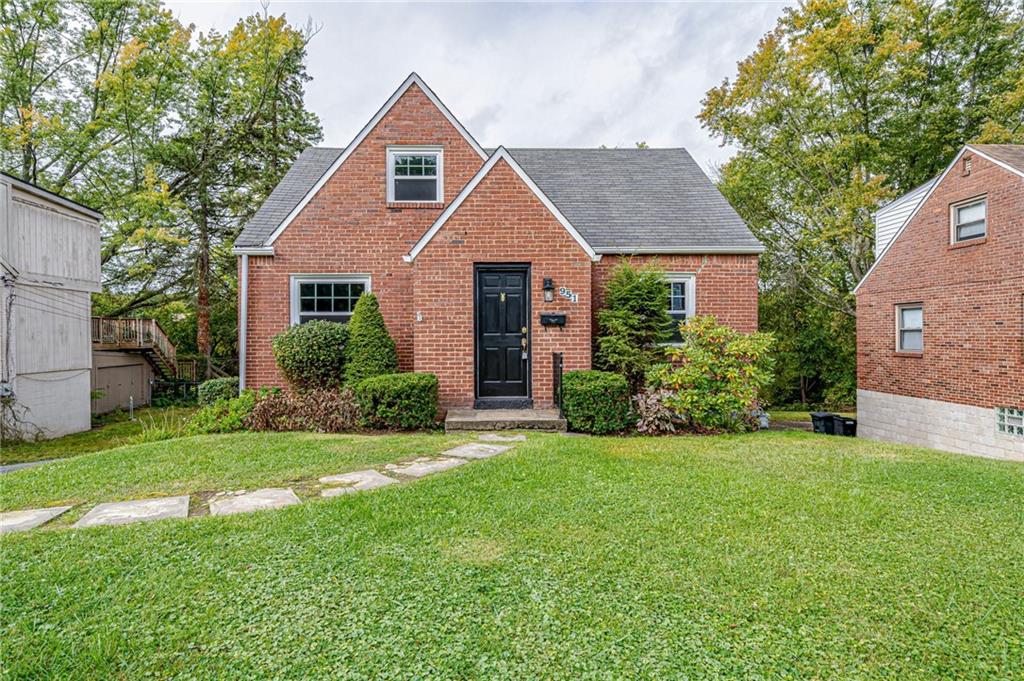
595,260 -> 673,390
344,293 -> 398,386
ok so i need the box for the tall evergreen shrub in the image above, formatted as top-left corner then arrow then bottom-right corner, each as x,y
344,293 -> 398,385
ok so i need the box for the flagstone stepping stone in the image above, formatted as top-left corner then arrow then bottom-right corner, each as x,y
75,496 -> 189,528
0,505 -> 74,534
320,469 -> 399,497
443,443 -> 511,459
209,488 -> 300,516
478,433 -> 527,442
385,457 -> 467,478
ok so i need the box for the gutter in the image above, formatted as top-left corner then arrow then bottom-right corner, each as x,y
238,254 -> 248,392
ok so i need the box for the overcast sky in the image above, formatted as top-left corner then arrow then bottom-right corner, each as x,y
165,2 -> 788,173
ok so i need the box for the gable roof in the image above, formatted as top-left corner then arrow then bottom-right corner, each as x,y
235,73 -> 487,250
854,143 -> 1024,294
404,147 -> 598,262
1,171 -> 103,220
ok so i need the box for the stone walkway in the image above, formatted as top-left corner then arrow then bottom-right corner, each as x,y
0,434 -> 521,534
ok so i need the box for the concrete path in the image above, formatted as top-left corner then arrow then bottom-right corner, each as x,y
0,505 -> 74,534
385,456 -> 467,478
209,488 -> 300,516
0,459 -> 56,475
478,433 -> 527,443
443,443 -> 511,459
320,470 -> 399,497
75,496 -> 190,528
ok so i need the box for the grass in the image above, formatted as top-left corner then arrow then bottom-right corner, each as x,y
0,405 -> 197,465
2,431 -> 1023,678
770,409 -> 856,422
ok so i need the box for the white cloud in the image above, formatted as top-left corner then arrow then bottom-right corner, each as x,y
165,1 -> 786,172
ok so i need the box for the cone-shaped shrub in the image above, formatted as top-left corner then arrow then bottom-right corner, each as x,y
344,292 -> 398,385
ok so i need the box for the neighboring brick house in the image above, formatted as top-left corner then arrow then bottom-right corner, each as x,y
855,144 -> 1024,461
234,74 -> 762,410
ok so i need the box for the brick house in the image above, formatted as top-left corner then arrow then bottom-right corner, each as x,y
234,74 -> 762,411
855,144 -> 1024,461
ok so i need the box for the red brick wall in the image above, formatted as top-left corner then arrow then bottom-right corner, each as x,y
412,159 -> 593,408
856,153 -> 1024,408
243,83 -> 485,387
591,254 -> 760,333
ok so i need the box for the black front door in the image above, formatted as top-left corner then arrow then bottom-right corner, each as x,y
475,265 -> 530,405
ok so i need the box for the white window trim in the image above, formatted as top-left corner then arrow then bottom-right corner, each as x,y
664,273 -> 696,344
895,303 -> 923,353
949,195 -> 987,244
387,145 -> 443,203
289,274 -> 371,326
996,407 -> 1024,438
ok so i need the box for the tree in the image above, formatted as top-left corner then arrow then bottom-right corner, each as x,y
344,293 -> 398,386
700,0 -> 1024,405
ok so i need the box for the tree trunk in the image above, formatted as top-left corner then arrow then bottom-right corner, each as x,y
196,178 -> 212,379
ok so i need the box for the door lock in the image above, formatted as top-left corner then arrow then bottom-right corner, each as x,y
500,292 -> 506,302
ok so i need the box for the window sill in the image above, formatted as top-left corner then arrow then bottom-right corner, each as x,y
949,236 -> 986,250
386,201 -> 444,210
893,351 -> 923,358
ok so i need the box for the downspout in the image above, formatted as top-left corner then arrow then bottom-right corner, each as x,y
239,254 -> 248,393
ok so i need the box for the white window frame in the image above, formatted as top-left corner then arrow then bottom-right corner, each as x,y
290,274 -> 371,326
895,303 -> 923,353
950,196 -> 987,243
665,273 -> 696,343
386,146 -> 443,203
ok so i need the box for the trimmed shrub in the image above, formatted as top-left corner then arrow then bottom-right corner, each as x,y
245,388 -> 360,433
197,377 -> 239,405
187,390 -> 259,435
354,373 -> 437,430
561,370 -> 633,435
344,293 -> 398,386
595,260 -> 673,391
647,315 -> 775,433
272,320 -> 349,390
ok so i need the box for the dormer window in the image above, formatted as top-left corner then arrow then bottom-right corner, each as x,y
951,196 -> 986,243
387,146 -> 442,203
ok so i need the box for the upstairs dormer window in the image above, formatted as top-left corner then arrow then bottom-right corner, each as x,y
951,196 -> 986,243
387,146 -> 443,203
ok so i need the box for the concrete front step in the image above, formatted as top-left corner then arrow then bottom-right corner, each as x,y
445,408 -> 566,432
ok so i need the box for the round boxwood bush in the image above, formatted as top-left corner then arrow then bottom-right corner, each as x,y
272,320 -> 349,390
354,372 -> 438,430
345,293 -> 398,386
561,370 -> 634,434
197,377 -> 239,405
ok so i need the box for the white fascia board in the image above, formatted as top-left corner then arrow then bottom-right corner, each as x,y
232,246 -> 275,256
404,147 -> 599,263
594,246 -> 765,255
264,73 -> 487,247
968,145 -> 1024,179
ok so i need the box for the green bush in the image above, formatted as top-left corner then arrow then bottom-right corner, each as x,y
197,377 -> 239,405
354,373 -> 437,430
187,390 -> 259,435
272,320 -> 349,390
345,293 -> 398,386
594,260 -> 673,391
561,370 -> 634,435
245,388 -> 360,433
647,315 -> 775,433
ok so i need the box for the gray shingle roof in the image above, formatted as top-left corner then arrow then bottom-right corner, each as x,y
235,146 -> 343,247
970,144 -> 1024,175
236,145 -> 762,253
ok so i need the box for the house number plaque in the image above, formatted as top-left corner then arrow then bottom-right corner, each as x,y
558,286 -> 579,303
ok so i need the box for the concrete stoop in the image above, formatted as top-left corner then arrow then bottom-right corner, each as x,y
445,408 -> 566,432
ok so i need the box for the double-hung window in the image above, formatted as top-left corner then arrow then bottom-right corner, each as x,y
665,274 -> 696,342
951,197 -> 986,243
290,275 -> 370,325
896,303 -> 923,353
387,146 -> 442,203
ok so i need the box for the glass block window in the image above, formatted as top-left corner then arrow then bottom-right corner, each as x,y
897,304 -> 923,352
291,276 -> 368,325
996,407 -> 1024,437
665,274 -> 695,343
388,147 -> 442,202
952,197 -> 986,242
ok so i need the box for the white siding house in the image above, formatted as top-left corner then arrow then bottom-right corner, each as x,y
0,173 -> 102,439
873,178 -> 937,256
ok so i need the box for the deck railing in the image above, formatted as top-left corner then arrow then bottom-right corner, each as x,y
91,317 -> 177,370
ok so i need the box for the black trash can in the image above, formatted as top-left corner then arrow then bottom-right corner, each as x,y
810,412 -> 836,435
832,415 -> 857,437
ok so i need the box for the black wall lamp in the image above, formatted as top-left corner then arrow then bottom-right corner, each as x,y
543,277 -> 554,302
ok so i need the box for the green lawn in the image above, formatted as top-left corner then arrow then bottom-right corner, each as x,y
2,431 -> 1022,678
0,405 -> 197,465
